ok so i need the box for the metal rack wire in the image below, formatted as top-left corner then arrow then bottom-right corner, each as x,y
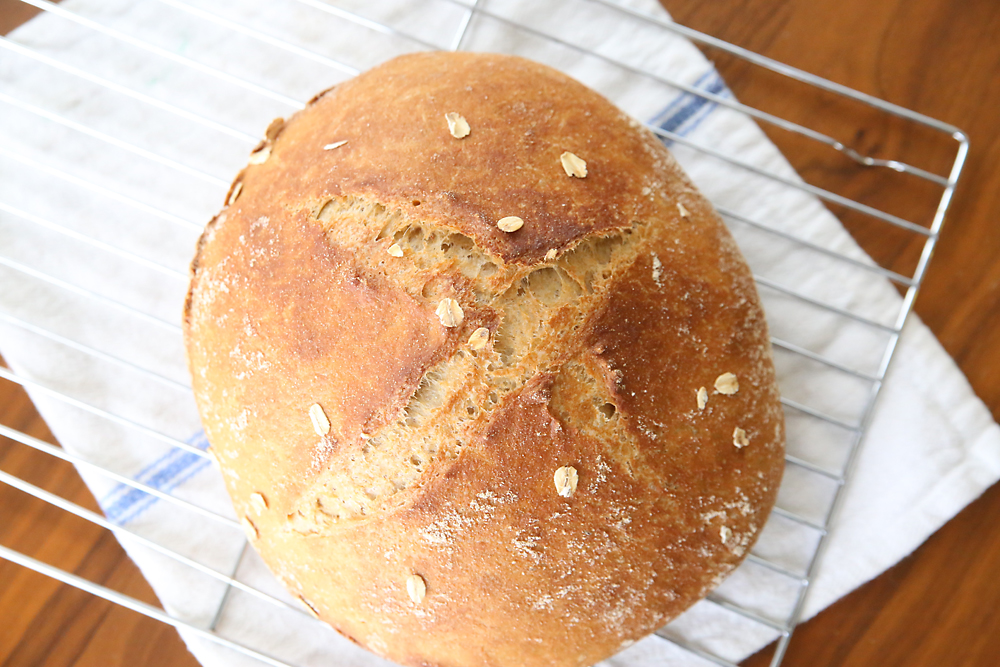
0,0 -> 967,666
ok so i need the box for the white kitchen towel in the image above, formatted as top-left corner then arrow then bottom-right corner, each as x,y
1,0 -> 998,666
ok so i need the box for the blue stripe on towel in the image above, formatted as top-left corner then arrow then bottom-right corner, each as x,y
650,69 -> 714,125
100,430 -> 212,525
653,67 -> 732,142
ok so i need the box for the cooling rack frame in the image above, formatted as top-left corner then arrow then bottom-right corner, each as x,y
0,1 -> 968,666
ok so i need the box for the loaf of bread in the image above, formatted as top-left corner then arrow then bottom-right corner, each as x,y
184,52 -> 784,667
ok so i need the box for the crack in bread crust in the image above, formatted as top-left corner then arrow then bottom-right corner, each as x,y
290,195 -> 649,530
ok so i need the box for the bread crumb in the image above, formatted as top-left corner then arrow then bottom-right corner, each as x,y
733,427 -> 749,448
436,298 -> 464,328
715,372 -> 739,395
309,403 -> 331,436
323,140 -> 348,150
545,248 -> 558,261
697,387 -> 708,410
554,466 -> 579,497
677,201 -> 690,218
406,574 -> 427,604
445,112 -> 470,138
720,525 -> 732,544
468,327 -> 490,350
387,243 -> 404,257
560,151 -> 588,178
497,216 -> 524,233
652,254 -> 663,285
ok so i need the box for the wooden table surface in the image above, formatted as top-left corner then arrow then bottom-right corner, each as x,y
2,0 -> 999,665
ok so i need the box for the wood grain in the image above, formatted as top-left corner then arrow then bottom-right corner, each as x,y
0,0 -> 43,34
1,0 -> 999,666
0,362 -> 200,667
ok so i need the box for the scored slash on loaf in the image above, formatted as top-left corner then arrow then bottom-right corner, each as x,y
184,51 -> 784,667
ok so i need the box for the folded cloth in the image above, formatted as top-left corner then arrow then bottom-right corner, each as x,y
1,0 -> 997,665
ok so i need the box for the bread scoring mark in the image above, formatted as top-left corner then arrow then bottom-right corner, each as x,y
397,375 -> 673,635
313,196 -> 507,307
288,196 -> 645,530
548,358 -> 640,474
270,52 -> 689,273
197,204 -> 452,530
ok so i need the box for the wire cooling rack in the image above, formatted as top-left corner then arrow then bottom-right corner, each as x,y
0,0 -> 968,666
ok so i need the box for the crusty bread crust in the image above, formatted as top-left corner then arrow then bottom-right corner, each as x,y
184,52 -> 784,667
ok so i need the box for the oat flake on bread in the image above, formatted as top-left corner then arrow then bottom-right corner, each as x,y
183,52 -> 785,667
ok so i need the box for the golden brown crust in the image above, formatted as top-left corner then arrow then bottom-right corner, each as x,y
184,52 -> 784,667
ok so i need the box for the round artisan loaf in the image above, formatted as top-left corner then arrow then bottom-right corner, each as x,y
184,52 -> 785,667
